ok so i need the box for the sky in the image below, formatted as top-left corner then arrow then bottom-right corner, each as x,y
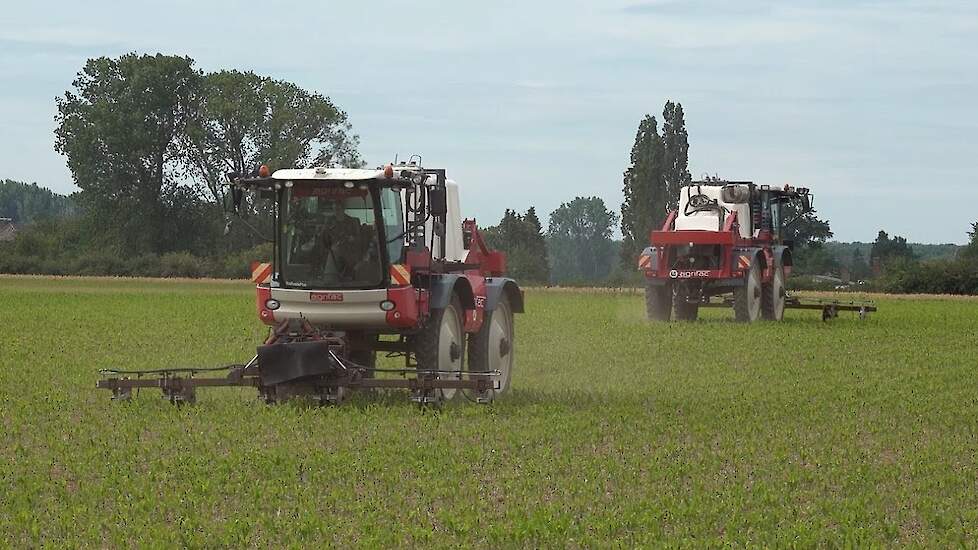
1,0 -> 976,243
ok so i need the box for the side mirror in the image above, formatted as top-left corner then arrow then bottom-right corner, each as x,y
721,185 -> 750,204
429,186 -> 448,216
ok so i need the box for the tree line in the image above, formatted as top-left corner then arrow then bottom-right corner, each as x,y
1,52 -> 975,293
0,180 -> 75,223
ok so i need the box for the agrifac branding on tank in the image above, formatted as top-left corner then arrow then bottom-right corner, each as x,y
669,269 -> 712,279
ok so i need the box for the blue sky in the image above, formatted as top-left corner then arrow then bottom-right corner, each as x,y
2,0 -> 976,243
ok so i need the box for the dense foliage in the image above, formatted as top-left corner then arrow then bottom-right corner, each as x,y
55,54 -> 204,255
483,208 -> 550,284
870,230 -> 916,271
875,224 -> 978,294
619,102 -> 690,268
547,197 -> 619,284
0,179 -> 75,223
0,53 -> 357,276
781,199 -> 834,275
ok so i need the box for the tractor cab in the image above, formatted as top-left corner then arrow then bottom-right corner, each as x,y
224,163 -> 491,329
278,179 -> 400,289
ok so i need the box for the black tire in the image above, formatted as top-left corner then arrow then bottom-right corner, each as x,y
415,294 -> 466,401
467,293 -> 515,401
734,260 -> 762,323
673,293 -> 699,321
645,283 -> 672,321
761,265 -> 786,321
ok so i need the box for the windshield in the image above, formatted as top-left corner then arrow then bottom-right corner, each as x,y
280,183 -> 384,288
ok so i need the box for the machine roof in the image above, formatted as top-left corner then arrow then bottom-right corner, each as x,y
271,167 -> 386,181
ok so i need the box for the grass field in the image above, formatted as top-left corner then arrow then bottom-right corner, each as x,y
2,276 -> 978,546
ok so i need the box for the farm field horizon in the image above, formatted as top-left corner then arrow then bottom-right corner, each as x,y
2,275 -> 977,546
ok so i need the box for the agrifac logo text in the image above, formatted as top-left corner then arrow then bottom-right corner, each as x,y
669,269 -> 711,279
310,292 -> 344,303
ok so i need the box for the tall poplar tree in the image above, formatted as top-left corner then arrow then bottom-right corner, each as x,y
661,101 -> 691,211
620,114 -> 666,268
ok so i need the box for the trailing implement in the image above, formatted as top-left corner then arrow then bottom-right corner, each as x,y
98,161 -> 523,405
639,178 -> 875,322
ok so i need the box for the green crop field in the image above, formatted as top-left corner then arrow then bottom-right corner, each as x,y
2,276 -> 978,546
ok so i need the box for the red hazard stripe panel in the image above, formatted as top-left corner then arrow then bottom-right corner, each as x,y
738,256 -> 751,269
251,262 -> 273,284
638,255 -> 652,269
389,264 -> 411,286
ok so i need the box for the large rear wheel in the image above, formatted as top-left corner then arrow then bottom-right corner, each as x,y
734,261 -> 762,323
762,265 -> 786,321
645,283 -> 672,321
467,293 -> 515,401
415,295 -> 466,402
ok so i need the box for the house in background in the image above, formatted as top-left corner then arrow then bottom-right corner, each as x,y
0,217 -> 16,242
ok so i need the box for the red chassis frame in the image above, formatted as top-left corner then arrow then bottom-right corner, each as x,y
641,210 -> 791,286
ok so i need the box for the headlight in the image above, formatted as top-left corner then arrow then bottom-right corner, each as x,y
264,299 -> 281,311
379,300 -> 395,311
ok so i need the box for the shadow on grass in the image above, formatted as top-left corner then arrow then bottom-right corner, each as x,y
647,314 -> 872,327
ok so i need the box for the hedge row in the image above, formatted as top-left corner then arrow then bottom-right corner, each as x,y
2,246 -> 975,295
0,245 -> 271,280
881,259 -> 978,295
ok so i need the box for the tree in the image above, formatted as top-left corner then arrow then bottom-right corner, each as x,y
547,196 -> 619,283
53,55 -> 362,258
185,70 -> 361,205
620,115 -> 666,268
483,207 -> 550,284
961,222 -> 978,261
782,201 -> 833,247
661,101 -> 691,210
870,230 -> 915,273
0,180 -> 75,223
55,53 -> 203,254
781,196 -> 833,275
793,242 -> 840,276
850,248 -> 871,280
620,101 -> 692,270
521,207 -> 550,282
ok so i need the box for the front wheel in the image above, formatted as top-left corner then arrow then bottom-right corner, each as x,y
467,293 -> 515,401
762,265 -> 786,321
415,295 -> 466,402
734,261 -> 762,323
645,283 -> 672,321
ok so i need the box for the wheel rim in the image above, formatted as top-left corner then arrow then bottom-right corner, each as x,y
773,267 -> 785,320
747,265 -> 761,321
487,300 -> 514,394
437,303 -> 463,400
